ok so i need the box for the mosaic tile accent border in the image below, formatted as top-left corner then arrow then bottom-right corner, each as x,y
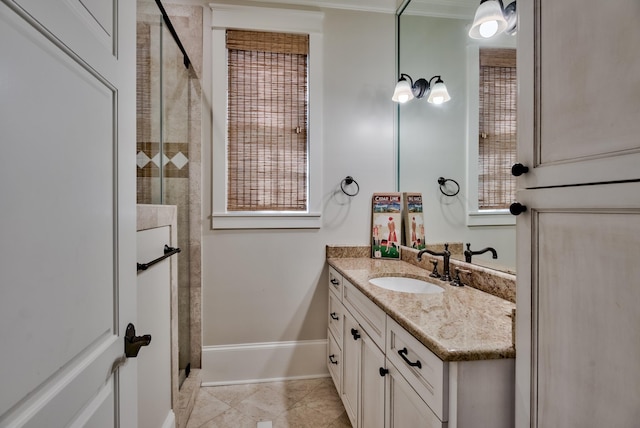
137,142 -> 190,178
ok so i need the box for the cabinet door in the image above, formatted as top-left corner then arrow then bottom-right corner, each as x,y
327,329 -> 342,394
515,183 -> 640,427
360,333 -> 385,428
386,363 -> 444,428
342,311 -> 360,426
517,0 -> 640,189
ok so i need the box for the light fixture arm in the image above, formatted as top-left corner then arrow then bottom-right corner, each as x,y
408,75 -> 443,99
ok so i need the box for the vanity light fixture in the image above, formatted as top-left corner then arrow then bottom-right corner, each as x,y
392,74 -> 451,105
468,0 -> 517,39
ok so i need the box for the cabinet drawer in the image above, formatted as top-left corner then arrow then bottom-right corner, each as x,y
328,291 -> 344,344
386,317 -> 448,421
343,279 -> 386,351
328,266 -> 343,299
327,329 -> 342,393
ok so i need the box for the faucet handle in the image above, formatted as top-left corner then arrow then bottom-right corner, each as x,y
451,267 -> 471,287
429,260 -> 441,279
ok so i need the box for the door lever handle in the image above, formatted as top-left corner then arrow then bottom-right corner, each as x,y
124,323 -> 152,358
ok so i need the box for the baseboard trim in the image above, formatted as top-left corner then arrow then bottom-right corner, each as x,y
201,339 -> 329,385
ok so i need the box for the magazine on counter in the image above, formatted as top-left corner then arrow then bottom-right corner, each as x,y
402,192 -> 426,250
371,192 -> 402,259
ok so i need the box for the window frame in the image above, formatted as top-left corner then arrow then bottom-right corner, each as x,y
465,40 -> 516,227
210,4 -> 324,229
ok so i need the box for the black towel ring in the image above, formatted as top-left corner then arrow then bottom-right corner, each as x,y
341,176 -> 360,197
438,177 -> 460,197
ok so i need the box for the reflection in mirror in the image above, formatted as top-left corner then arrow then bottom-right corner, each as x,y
397,0 -> 516,272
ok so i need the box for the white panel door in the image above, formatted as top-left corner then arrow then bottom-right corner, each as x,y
517,0 -> 640,189
0,0 -> 136,426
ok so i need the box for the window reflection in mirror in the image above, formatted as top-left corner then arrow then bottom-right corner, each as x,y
396,0 -> 516,273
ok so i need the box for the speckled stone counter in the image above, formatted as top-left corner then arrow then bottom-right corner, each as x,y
327,247 -> 515,362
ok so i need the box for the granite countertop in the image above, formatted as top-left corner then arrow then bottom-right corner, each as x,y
327,256 -> 515,362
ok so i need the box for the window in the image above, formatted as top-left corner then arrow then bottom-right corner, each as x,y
226,30 -> 308,212
210,4 -> 324,229
466,45 -> 517,227
477,48 -> 517,210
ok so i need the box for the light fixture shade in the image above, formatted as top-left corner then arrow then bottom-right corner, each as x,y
468,0 -> 508,39
392,79 -> 414,103
503,1 -> 517,35
427,81 -> 451,104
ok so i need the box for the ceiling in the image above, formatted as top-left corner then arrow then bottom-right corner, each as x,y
204,0 -> 480,16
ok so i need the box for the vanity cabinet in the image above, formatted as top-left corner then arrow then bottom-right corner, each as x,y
329,267 -> 385,428
327,268 -> 444,428
327,266 -> 514,428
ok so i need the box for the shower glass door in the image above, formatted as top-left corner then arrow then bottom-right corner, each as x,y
136,0 -> 192,386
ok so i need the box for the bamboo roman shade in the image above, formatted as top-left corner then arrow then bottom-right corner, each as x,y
478,48 -> 517,210
226,30 -> 309,212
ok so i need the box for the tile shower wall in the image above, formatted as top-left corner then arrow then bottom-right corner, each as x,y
136,1 -> 203,374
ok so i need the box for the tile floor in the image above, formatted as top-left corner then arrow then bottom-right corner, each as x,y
185,377 -> 352,428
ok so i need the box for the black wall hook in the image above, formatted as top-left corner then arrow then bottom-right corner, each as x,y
340,176 -> 360,197
438,177 -> 460,197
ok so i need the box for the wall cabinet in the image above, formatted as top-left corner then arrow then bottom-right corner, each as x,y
515,1 -> 640,426
327,267 -> 513,428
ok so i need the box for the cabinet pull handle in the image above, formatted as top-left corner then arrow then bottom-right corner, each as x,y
351,328 -> 361,340
330,312 -> 339,320
330,278 -> 340,286
509,202 -> 527,216
511,163 -> 529,176
379,367 -> 389,377
329,354 -> 338,365
398,347 -> 422,369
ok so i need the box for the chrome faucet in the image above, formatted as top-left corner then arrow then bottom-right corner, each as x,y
417,243 -> 451,281
464,243 -> 498,263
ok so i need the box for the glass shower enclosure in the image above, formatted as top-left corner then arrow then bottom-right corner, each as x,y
136,0 -> 193,387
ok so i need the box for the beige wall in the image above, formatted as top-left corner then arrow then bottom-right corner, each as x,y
201,9 -> 396,346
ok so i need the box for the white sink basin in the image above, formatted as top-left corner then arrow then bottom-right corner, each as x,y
369,276 -> 444,294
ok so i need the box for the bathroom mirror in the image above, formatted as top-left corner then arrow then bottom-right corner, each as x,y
396,0 -> 516,273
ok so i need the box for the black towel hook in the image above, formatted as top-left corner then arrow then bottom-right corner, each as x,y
341,176 -> 360,197
438,177 -> 460,197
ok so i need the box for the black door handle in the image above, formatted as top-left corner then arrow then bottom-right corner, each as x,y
379,367 -> 389,377
124,323 -> 152,358
330,312 -> 339,320
329,354 -> 338,365
509,202 -> 527,216
511,163 -> 529,176
351,328 -> 361,340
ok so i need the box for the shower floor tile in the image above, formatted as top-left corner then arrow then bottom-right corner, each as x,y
186,377 -> 351,428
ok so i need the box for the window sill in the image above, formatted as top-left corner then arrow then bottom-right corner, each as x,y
211,212 -> 322,230
467,210 -> 516,227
